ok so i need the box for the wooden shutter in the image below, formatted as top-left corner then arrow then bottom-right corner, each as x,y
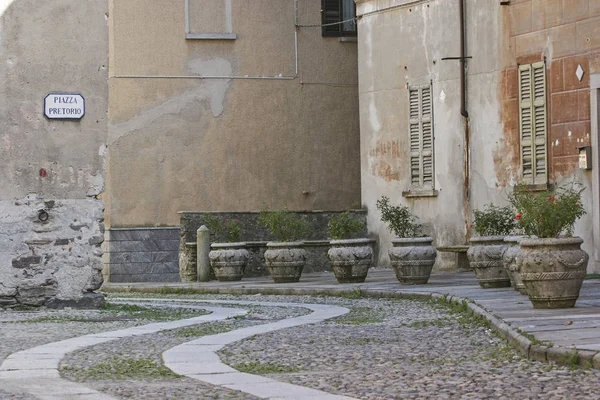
409,84 -> 434,189
322,0 -> 342,36
518,62 -> 547,185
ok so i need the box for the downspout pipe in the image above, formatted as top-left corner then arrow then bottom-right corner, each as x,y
459,0 -> 468,119
459,0 -> 471,244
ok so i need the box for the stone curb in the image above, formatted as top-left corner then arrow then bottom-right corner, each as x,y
102,284 -> 600,370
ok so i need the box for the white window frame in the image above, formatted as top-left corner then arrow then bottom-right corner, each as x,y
185,0 -> 236,40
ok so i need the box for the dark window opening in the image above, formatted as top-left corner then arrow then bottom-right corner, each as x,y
322,0 -> 357,37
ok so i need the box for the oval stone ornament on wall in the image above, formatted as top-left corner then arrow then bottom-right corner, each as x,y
44,93 -> 85,120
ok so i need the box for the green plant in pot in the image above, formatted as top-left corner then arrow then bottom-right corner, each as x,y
208,218 -> 249,282
258,210 -> 309,283
327,212 -> 374,284
509,184 -> 588,308
377,196 -> 436,285
467,204 -> 516,289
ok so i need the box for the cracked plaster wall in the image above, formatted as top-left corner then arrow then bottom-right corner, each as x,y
0,0 -> 108,306
357,0 -> 598,272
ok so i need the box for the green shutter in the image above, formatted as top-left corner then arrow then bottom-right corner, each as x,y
518,62 -> 547,185
532,62 -> 547,184
322,0 -> 341,36
408,84 -> 434,189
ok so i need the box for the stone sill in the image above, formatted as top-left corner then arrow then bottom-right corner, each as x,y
186,33 -> 237,40
514,183 -> 551,192
338,37 -> 357,43
402,189 -> 439,198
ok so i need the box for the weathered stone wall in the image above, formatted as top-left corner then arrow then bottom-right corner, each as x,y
0,0 -> 109,307
356,0 -> 600,272
0,197 -> 105,308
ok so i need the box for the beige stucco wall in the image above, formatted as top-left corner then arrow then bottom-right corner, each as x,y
357,0 -> 598,272
106,0 -> 361,228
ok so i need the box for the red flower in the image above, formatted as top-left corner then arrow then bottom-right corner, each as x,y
515,213 -> 522,221
547,196 -> 556,202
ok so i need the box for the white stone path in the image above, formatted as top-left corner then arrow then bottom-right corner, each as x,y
0,299 -> 356,400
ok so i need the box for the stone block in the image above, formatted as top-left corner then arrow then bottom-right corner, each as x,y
576,16 -> 600,51
576,349 -> 596,368
506,68 -> 519,100
45,292 -> 105,309
550,59 -> 564,93
152,251 -> 178,263
516,30 -> 547,58
529,345 -> 548,363
549,23 -> 580,58
591,0 -> 600,16
531,0 -> 562,30
508,3 -> 532,35
130,252 -> 153,263
563,55 -> 590,90
562,0 -> 589,23
551,91 -> 580,123
578,90 -> 591,120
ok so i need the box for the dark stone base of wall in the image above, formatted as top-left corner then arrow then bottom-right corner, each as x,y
104,227 -> 180,283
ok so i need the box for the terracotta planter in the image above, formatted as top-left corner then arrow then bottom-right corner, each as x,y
209,242 -> 249,282
264,242 -> 306,283
502,236 -> 528,295
467,236 -> 510,289
517,237 -> 589,309
328,239 -> 375,283
388,237 -> 437,285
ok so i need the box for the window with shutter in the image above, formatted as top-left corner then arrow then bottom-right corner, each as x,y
408,84 -> 435,191
322,0 -> 356,37
518,62 -> 547,185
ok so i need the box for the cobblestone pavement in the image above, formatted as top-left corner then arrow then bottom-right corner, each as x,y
2,294 -> 600,399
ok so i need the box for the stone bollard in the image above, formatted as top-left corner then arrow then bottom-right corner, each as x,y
197,225 -> 211,282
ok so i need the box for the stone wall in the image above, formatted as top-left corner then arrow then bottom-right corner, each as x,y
0,197 -> 105,308
0,0 -> 109,307
179,211 -> 369,279
103,228 -> 180,283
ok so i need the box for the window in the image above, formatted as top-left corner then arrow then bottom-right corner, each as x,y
185,0 -> 236,40
322,0 -> 356,37
518,62 -> 547,185
407,84 -> 435,192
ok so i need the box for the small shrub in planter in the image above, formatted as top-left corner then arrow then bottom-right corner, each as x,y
376,196 -> 436,285
468,204 -> 516,289
208,218 -> 248,282
509,184 -> 588,308
327,212 -> 374,284
258,210 -> 309,283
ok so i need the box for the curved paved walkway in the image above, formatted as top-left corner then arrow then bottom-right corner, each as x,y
160,300 -> 355,400
0,299 -> 354,400
103,270 -> 600,369
0,305 -> 245,400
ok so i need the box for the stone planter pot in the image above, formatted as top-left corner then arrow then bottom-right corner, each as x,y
264,242 -> 306,283
328,239 -> 375,283
502,236 -> 528,295
467,236 -> 510,289
517,237 -> 589,309
388,237 -> 437,285
209,242 -> 249,282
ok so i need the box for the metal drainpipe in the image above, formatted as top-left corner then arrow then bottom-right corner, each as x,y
459,0 -> 471,243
